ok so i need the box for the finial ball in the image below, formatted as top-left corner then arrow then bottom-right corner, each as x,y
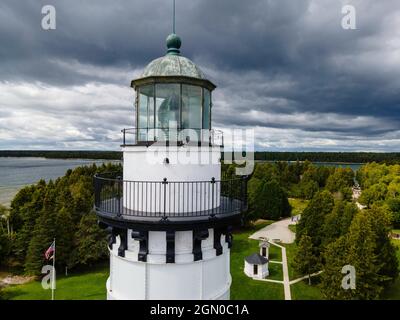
166,33 -> 182,51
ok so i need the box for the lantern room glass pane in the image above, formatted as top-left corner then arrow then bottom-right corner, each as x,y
138,85 -> 154,141
182,85 -> 202,131
203,89 -> 211,129
155,84 -> 180,133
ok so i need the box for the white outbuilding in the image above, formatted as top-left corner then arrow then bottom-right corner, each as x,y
244,253 -> 269,279
259,239 -> 270,259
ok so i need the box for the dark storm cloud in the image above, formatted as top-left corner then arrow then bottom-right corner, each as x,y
0,0 -> 399,150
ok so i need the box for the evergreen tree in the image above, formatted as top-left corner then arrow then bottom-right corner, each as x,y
322,201 -> 345,246
340,202 -> 358,235
297,190 -> 334,253
55,207 -> 75,268
293,233 -> 319,285
344,211 -> 383,299
0,227 -> 10,266
69,212 -> 108,267
321,236 -> 350,299
254,179 -> 291,220
24,185 -> 57,275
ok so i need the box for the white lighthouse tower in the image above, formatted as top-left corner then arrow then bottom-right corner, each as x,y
94,29 -> 247,300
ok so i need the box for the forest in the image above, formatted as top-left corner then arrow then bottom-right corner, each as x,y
2,150 -> 400,164
0,163 -> 122,275
224,160 -> 399,299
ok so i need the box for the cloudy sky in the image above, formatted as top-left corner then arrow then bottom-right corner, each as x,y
0,0 -> 399,151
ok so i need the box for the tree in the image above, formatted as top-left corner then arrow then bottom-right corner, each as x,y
322,206 -> 398,300
386,198 -> 400,228
24,186 -> 57,275
55,207 -> 75,268
343,210 -> 383,299
299,179 -> 319,200
253,179 -> 291,220
69,212 -> 108,267
326,168 -> 354,195
246,177 -> 263,223
0,227 -> 10,266
297,190 -> 334,253
293,233 -> 319,285
0,205 -> 11,236
359,183 -> 387,207
321,236 -> 350,299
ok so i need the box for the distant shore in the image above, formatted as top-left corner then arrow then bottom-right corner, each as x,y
1,150 -> 400,163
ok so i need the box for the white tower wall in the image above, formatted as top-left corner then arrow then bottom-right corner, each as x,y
122,146 -> 222,212
106,228 -> 231,300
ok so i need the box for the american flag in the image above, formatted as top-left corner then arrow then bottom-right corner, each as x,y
45,240 -> 55,260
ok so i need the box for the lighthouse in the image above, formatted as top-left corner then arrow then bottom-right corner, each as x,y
94,30 -> 247,300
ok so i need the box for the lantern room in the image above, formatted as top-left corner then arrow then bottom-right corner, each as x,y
129,34 -> 217,145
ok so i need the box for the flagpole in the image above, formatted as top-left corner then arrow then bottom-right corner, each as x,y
52,238 -> 55,301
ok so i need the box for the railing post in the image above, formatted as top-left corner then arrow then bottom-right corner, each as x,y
211,177 -> 215,217
117,176 -> 122,217
93,175 -> 99,209
163,178 -> 168,219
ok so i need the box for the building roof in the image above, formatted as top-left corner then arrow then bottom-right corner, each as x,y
245,253 -> 269,265
140,33 -> 206,80
142,54 -> 206,79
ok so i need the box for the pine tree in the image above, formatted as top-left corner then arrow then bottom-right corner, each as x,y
321,236 -> 350,299
55,207 -> 75,268
344,211 -> 382,299
293,233 -> 319,285
297,190 -> 334,252
69,212 -> 108,268
254,179 -> 291,220
0,227 -> 10,266
24,185 -> 57,275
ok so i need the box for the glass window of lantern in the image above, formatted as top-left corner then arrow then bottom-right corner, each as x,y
155,84 -> 180,141
203,89 -> 211,129
182,84 -> 202,141
138,85 -> 154,141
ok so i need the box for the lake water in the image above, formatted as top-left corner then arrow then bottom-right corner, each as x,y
0,157 -> 119,206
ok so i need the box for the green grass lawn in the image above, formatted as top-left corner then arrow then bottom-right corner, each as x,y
3,221 -> 285,300
230,221 -> 284,300
289,198 -> 309,216
283,243 -> 299,280
3,223 -> 398,301
291,277 -> 323,300
288,224 -> 296,234
2,265 -> 108,300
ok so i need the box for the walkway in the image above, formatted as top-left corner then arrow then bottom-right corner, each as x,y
249,218 -> 322,300
250,218 -> 295,244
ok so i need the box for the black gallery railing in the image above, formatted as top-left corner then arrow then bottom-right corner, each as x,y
94,173 -> 247,220
121,128 -> 224,147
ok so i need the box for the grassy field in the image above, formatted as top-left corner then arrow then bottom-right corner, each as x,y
230,221 -> 284,300
2,224 -> 399,300
2,265 -> 108,300
291,277 -> 323,300
3,221 -> 286,300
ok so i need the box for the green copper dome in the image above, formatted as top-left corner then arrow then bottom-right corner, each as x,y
141,34 -> 206,80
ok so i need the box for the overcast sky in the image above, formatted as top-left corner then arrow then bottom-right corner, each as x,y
0,0 -> 399,151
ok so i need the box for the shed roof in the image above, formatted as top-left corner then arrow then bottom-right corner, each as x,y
245,253 -> 269,265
